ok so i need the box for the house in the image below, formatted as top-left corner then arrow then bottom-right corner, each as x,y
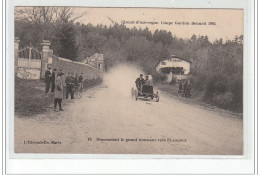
81,53 -> 104,71
155,55 -> 191,75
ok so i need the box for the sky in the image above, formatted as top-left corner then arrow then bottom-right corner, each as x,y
73,8 -> 243,42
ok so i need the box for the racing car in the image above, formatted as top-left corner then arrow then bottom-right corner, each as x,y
131,81 -> 160,102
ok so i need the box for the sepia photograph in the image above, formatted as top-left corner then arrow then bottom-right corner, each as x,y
14,7 -> 243,155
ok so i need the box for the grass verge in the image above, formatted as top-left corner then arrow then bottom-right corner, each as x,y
15,77 -> 53,117
15,77 -> 102,117
154,81 -> 243,118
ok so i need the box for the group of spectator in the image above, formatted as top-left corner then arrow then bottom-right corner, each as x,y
178,80 -> 192,98
45,66 -> 84,112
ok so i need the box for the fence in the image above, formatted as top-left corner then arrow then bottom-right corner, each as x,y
16,46 -> 42,79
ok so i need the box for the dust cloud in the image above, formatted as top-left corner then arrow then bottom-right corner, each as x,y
103,64 -> 144,97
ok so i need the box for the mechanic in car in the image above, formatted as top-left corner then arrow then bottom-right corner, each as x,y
144,75 -> 152,86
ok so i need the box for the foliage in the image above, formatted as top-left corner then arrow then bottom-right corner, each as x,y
54,22 -> 78,61
152,72 -> 167,82
170,77 -> 177,85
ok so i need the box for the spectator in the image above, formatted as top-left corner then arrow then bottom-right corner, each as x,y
74,73 -> 79,97
65,72 -> 74,99
58,69 -> 66,98
71,73 -> 75,98
45,66 -> 52,94
54,71 -> 64,111
183,80 -> 187,97
78,73 -> 84,95
51,68 -> 56,92
185,80 -> 192,98
178,81 -> 183,95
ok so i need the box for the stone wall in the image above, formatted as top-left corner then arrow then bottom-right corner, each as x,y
51,55 -> 103,80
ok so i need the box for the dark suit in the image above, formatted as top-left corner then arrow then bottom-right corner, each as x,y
65,76 -> 74,99
45,70 -> 51,93
135,77 -> 145,91
51,72 -> 56,92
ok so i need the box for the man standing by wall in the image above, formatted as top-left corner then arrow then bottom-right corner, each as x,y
74,73 -> 79,97
51,68 -> 56,92
65,72 -> 74,99
45,66 -> 52,94
78,73 -> 84,96
54,71 -> 64,111
71,73 -> 75,99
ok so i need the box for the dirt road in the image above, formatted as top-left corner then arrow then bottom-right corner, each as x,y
15,84 -> 243,155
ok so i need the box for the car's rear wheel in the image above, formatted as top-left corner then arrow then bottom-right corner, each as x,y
131,87 -> 135,98
155,96 -> 159,102
155,91 -> 160,102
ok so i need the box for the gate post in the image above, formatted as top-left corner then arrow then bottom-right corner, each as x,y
40,40 -> 51,79
14,37 -> 20,75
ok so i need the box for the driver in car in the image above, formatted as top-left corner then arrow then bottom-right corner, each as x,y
135,74 -> 145,91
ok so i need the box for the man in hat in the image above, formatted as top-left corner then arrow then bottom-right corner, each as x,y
183,80 -> 188,98
54,71 -> 64,111
73,73 -> 79,97
78,73 -> 84,95
51,68 -> 57,92
45,66 -> 52,94
178,81 -> 183,96
65,72 -> 74,99
185,80 -> 192,98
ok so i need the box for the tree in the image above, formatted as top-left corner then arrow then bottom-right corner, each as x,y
152,30 -> 173,46
15,7 -> 82,24
191,35 -> 197,42
55,22 -> 78,61
15,7 -> 82,50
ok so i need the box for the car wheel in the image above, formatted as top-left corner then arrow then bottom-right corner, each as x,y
156,91 -> 160,102
155,96 -> 159,102
131,87 -> 135,98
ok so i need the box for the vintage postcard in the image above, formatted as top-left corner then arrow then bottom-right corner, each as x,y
13,7 -> 244,155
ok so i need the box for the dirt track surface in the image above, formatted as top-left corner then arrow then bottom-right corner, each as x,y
15,85 -> 243,155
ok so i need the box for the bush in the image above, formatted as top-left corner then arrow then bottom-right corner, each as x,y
204,73 -> 228,99
170,76 -> 177,85
83,78 -> 102,89
202,73 -> 242,112
152,73 -> 167,82
190,74 -> 206,91
212,91 -> 233,108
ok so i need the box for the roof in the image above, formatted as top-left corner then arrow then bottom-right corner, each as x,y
169,55 -> 192,63
155,55 -> 192,67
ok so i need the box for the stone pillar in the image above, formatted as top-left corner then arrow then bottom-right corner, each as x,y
48,49 -> 54,70
41,40 -> 51,79
14,37 -> 20,75
97,54 -> 104,72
